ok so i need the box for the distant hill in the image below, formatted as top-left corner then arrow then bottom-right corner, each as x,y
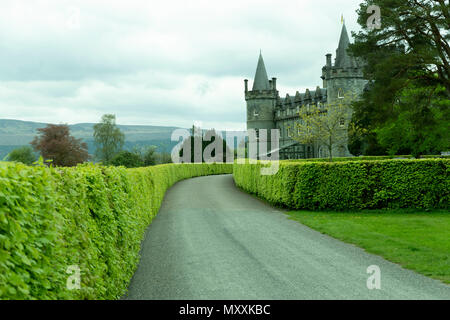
0,119 -> 182,159
0,119 -> 246,160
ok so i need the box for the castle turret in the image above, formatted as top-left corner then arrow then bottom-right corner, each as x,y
322,22 -> 367,103
245,52 -> 277,152
320,22 -> 368,158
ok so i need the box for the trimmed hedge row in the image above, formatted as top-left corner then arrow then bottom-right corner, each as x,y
284,155 -> 450,163
233,159 -> 449,210
0,162 -> 232,300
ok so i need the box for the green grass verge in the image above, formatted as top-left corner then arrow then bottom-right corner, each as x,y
286,209 -> 450,284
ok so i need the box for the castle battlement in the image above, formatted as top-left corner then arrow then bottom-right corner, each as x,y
322,66 -> 364,80
245,90 -> 278,101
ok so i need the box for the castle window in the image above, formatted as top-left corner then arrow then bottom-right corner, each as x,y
339,118 -> 345,127
338,89 -> 344,99
254,109 -> 259,117
255,129 -> 259,139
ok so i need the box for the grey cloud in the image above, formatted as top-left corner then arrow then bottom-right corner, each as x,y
0,0 -> 363,130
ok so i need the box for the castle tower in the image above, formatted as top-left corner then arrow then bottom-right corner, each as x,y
321,22 -> 367,103
321,22 -> 368,157
245,52 -> 277,153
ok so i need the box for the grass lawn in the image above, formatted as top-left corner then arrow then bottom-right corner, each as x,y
287,209 -> 450,284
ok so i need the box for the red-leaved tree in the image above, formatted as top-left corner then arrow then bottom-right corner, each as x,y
31,124 -> 89,167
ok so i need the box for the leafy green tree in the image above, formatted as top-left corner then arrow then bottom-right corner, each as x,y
349,0 -> 450,157
290,95 -> 353,161
110,151 -> 143,168
5,146 -> 37,165
93,114 -> 125,164
375,85 -> 449,156
31,124 -> 89,167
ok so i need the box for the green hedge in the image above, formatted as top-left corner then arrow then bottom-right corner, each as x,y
0,162 -> 232,300
233,159 -> 449,210
284,155 -> 450,163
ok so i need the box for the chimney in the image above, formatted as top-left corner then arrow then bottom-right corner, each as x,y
272,77 -> 277,90
269,79 -> 273,90
244,79 -> 248,93
326,54 -> 332,67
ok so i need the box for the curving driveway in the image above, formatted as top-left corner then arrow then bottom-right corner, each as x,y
125,175 -> 450,300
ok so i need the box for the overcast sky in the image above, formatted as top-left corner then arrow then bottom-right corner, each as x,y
0,0 -> 363,130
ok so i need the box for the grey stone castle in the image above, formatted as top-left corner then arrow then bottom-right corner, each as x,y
244,23 -> 367,159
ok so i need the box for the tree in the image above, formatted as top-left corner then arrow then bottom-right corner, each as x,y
30,124 -> 89,167
110,151 -> 144,168
155,152 -> 173,164
93,114 -> 125,164
179,127 -> 231,163
290,95 -> 353,161
6,146 -> 37,165
375,84 -> 449,156
138,146 -> 157,166
352,0 -> 449,95
348,0 -> 450,156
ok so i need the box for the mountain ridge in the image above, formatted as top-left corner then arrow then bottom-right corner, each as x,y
0,119 -> 245,159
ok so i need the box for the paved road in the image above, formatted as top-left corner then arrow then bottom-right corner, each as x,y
125,175 -> 450,300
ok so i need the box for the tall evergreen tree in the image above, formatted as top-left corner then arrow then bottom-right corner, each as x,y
349,0 -> 450,156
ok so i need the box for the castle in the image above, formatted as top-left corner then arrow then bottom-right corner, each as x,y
244,23 -> 368,159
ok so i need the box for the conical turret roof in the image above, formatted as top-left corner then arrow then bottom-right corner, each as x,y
252,52 -> 270,91
335,23 -> 358,68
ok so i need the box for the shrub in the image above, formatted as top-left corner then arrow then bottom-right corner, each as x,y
233,159 -> 449,210
0,162 -> 232,299
110,150 -> 144,168
5,146 -> 37,165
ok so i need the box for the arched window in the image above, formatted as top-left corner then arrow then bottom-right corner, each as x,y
338,88 -> 344,99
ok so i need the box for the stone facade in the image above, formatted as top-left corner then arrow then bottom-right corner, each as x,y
244,23 -> 368,159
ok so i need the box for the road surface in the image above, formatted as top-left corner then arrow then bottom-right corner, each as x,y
125,175 -> 450,300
